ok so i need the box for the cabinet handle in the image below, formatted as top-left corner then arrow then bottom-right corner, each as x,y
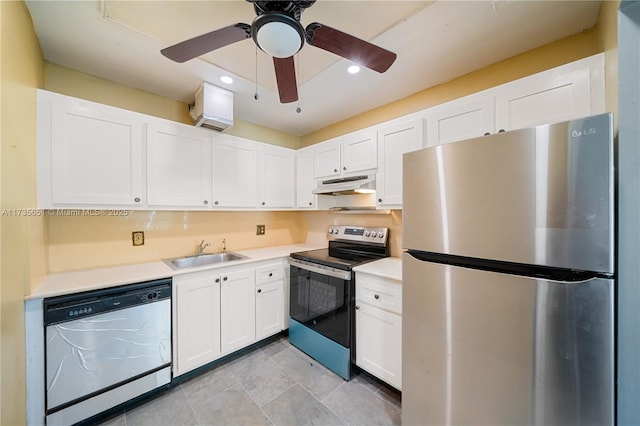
215,278 -> 220,283
214,201 -> 219,205
334,168 -> 338,173
378,198 -> 382,203
223,276 -> 228,281
134,197 -> 141,203
355,305 -> 360,310
374,294 -> 380,299
257,288 -> 262,293
203,200 -> 209,205
269,272 -> 273,277
484,132 -> 490,136
498,129 -> 506,133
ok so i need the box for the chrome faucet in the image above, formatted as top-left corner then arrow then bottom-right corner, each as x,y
196,240 -> 210,255
222,238 -> 227,252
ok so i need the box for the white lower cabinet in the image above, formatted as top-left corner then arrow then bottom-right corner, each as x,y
355,273 -> 402,390
255,262 -> 285,340
173,270 -> 221,376
220,268 -> 256,354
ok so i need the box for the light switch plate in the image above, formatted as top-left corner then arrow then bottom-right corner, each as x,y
132,231 -> 144,246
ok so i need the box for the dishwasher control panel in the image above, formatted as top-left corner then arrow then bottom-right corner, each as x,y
43,278 -> 172,326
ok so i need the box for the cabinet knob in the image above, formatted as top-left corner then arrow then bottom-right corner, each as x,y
134,197 -> 141,203
355,305 -> 360,310
378,198 -> 382,203
269,272 -> 273,277
308,202 -> 312,206
498,129 -> 506,133
374,294 -> 380,300
223,276 -> 228,281
343,166 -> 346,171
257,288 -> 262,293
334,168 -> 338,173
203,200 -> 209,205
215,278 -> 220,283
261,202 -> 266,206
484,132 -> 490,136
214,201 -> 219,205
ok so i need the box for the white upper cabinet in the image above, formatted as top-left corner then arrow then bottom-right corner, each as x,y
494,67 -> 592,132
426,97 -> 495,147
313,139 -> 341,179
295,146 -> 316,209
258,144 -> 295,209
41,93 -> 144,207
211,134 -> 258,208
376,119 -> 425,209
313,130 -> 377,179
146,122 -> 212,208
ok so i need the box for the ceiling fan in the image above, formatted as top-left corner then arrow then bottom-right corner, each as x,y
160,0 -> 397,104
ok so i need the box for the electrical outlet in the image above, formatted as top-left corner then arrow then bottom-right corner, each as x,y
256,224 -> 266,236
132,231 -> 145,246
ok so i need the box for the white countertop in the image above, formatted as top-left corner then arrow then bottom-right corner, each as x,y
28,243 -> 323,300
354,257 -> 402,281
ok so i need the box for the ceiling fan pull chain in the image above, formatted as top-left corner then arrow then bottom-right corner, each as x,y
295,54 -> 302,113
254,45 -> 259,101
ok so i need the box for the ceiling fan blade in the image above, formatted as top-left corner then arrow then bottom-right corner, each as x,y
273,56 -> 298,103
161,23 -> 251,63
305,23 -> 396,73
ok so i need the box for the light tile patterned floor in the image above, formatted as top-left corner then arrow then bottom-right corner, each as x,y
98,336 -> 401,426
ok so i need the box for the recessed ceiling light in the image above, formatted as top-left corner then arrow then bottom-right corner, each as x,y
220,75 -> 233,84
348,65 -> 361,74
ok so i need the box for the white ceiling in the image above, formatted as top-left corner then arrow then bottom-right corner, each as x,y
25,1 -> 601,136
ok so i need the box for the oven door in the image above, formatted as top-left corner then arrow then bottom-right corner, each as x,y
289,259 -> 353,347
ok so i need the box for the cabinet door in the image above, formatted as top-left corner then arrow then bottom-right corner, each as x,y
220,268 -> 256,353
255,280 -> 284,340
376,119 -> 425,208
259,145 -> 295,208
50,99 -> 143,206
341,130 -> 377,175
147,123 -> 212,208
296,146 -> 316,209
495,68 -> 591,131
212,135 -> 258,208
426,97 -> 495,146
355,303 -> 402,390
174,272 -> 221,376
313,139 -> 341,179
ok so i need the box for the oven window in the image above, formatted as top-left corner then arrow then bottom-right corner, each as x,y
290,265 -> 352,347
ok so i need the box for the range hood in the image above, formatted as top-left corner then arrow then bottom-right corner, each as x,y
312,175 -> 376,195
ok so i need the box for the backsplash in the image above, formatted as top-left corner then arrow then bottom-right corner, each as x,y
45,209 -> 403,273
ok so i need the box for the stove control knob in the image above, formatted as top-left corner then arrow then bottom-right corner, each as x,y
365,231 -> 371,237
377,231 -> 385,238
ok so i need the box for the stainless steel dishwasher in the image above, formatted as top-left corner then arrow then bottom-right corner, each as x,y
43,278 -> 172,425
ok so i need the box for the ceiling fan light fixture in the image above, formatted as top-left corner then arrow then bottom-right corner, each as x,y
252,13 -> 304,58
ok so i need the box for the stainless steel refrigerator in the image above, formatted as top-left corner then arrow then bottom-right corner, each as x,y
402,113 -> 614,426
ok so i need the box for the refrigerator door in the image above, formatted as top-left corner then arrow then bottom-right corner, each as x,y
402,253 -> 614,426
403,113 -> 614,274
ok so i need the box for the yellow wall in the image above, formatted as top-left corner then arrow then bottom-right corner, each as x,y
48,210 -> 304,272
301,28 -> 601,146
0,1 -> 45,425
45,64 -> 300,149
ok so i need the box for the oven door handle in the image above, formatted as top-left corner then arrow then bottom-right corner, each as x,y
288,258 -> 352,281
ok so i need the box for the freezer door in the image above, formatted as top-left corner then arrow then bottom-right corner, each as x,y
403,113 -> 614,274
402,253 -> 614,426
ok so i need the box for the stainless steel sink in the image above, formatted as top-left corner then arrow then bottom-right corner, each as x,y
163,251 -> 248,270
